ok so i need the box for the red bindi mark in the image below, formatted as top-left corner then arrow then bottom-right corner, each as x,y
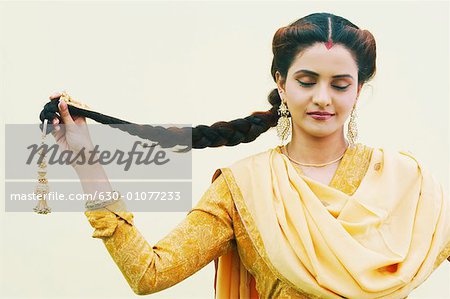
325,40 -> 333,50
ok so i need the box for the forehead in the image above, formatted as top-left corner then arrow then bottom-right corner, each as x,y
288,43 -> 358,77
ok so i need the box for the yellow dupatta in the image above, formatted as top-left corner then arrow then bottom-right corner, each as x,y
213,144 -> 450,299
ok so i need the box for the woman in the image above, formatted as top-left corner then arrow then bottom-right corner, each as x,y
44,12 -> 450,298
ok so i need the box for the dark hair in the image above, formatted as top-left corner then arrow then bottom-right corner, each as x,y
39,12 -> 376,152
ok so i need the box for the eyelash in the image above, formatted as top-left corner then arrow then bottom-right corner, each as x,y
297,81 -> 350,91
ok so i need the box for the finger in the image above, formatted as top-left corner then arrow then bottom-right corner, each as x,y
51,125 -> 64,139
73,115 -> 86,124
49,92 -> 62,100
52,118 -> 60,131
51,128 -> 59,137
58,100 -> 75,125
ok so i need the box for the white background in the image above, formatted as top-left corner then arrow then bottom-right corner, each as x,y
0,1 -> 449,298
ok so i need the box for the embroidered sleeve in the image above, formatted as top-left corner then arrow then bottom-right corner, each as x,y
84,173 -> 235,295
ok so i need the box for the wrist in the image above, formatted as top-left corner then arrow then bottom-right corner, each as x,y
75,164 -> 113,196
85,191 -> 123,210
74,163 -> 109,184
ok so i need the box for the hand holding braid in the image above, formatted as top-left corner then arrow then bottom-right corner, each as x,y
44,93 -> 96,160
39,90 -> 281,152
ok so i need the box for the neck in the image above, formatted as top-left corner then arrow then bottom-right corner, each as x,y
286,127 -> 349,165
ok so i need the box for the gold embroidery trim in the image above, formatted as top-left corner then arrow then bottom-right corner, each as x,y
434,239 -> 450,270
221,168 -> 330,299
330,143 -> 374,195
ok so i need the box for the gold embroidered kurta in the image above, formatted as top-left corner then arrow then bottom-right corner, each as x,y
84,143 -> 450,298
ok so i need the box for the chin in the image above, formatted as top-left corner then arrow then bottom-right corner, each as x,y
302,126 -> 338,138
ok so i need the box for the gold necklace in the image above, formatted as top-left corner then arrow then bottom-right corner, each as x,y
283,143 -> 348,167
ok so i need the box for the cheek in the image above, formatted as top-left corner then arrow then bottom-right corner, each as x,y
285,84 -> 310,109
335,100 -> 355,118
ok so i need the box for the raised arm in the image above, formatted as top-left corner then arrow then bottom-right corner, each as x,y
47,93 -> 235,294
84,172 -> 235,295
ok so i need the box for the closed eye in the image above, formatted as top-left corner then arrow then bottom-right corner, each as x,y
298,81 -> 315,87
297,81 -> 350,91
333,85 -> 350,90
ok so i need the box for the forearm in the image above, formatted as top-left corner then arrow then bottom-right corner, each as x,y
74,163 -> 113,196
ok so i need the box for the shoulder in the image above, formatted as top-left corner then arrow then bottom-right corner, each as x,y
370,145 -> 446,195
366,143 -> 422,170
211,147 -> 274,183
231,147 -> 274,166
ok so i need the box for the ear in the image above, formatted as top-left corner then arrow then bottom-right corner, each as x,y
275,71 -> 285,98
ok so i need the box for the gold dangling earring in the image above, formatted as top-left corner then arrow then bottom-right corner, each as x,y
347,101 -> 358,148
276,99 -> 291,146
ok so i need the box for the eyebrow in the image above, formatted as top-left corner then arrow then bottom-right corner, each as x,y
293,69 -> 354,80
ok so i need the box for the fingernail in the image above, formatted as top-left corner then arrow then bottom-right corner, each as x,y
50,92 -> 59,99
58,100 -> 66,109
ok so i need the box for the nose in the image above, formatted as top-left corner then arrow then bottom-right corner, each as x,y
312,84 -> 332,107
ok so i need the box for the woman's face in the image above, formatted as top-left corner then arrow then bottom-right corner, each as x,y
276,43 -> 362,139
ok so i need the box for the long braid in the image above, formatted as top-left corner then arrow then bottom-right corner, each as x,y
39,89 -> 282,152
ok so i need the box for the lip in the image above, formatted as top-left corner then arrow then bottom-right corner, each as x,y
307,111 -> 335,116
307,112 -> 334,120
309,114 -> 333,120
